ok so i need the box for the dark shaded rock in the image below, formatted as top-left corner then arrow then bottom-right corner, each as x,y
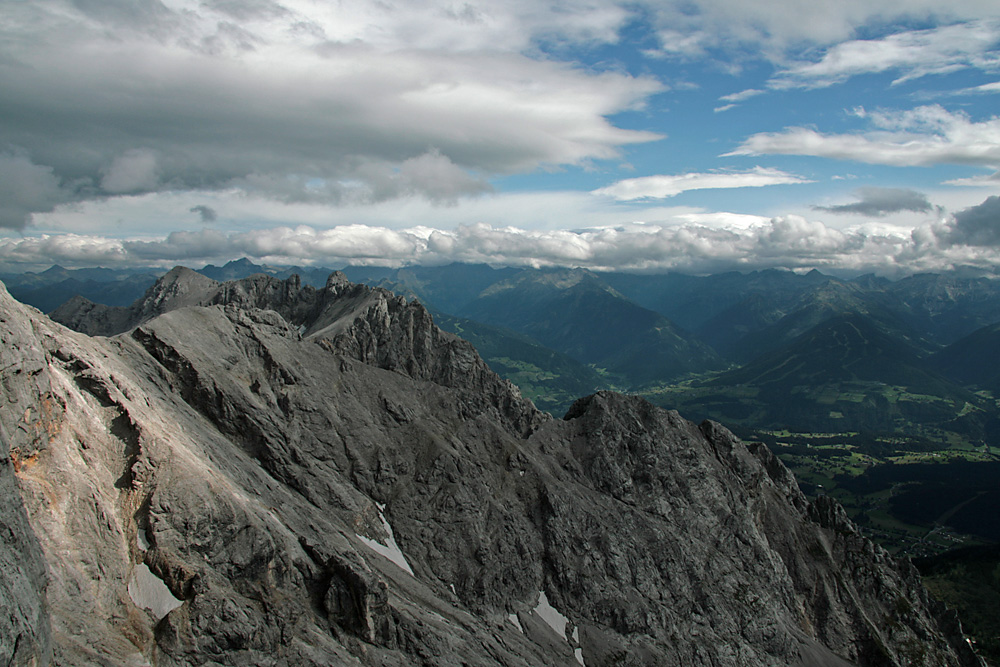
0,274 -> 985,667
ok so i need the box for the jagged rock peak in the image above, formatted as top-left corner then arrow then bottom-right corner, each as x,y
326,270 -> 350,289
48,268 -> 544,437
147,265 -> 219,301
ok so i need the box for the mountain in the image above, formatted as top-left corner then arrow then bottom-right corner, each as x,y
344,264 -> 724,387
0,265 -> 162,313
930,322 -> 1000,393
430,312 -> 604,415
692,291 -> 790,360
728,294 -> 938,364
196,257 -> 272,282
26,262 -> 1000,380
659,314 -> 988,435
876,274 -> 1000,345
50,266 -> 223,336
916,544 -> 1000,665
458,269 -> 723,385
600,268 -> 834,334
367,263 -> 521,314
0,272 -> 983,666
197,257 -> 336,287
0,264 -> 156,288
717,314 -> 942,389
602,269 -> 1000,358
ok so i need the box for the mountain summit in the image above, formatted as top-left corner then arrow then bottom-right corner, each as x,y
1,271 -> 983,666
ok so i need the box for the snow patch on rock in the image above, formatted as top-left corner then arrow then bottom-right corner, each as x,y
127,564 -> 183,620
534,590 -> 568,639
534,590 -> 585,664
356,503 -> 415,576
508,612 -> 523,633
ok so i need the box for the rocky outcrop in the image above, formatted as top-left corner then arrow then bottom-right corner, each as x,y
52,268 -> 541,437
2,272 -> 984,666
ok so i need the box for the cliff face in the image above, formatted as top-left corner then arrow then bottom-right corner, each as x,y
2,271 -> 983,667
0,302 -> 53,665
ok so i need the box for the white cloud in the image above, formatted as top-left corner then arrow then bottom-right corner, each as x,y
714,88 -> 764,112
728,105 -> 1000,167
9,199 -> 1000,277
648,29 -> 709,58
592,167 -> 811,200
0,234 -> 129,267
719,89 -> 764,103
944,171 -> 1000,187
4,0 -> 1000,249
947,81 -> 1000,97
0,0 -> 662,224
771,20 -> 1000,89
644,1 -> 1000,63
28,186 -> 717,238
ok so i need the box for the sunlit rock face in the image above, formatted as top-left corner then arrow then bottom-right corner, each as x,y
1,271 -> 985,667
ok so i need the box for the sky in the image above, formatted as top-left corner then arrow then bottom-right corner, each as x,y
2,0 -> 1000,276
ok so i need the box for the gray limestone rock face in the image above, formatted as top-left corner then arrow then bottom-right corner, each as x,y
0,299 -> 54,666
1,272 -> 986,667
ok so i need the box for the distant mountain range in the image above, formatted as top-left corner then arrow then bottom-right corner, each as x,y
12,258 -> 1000,437
931,323 -> 1000,394
678,313 -> 991,436
0,264 -> 163,312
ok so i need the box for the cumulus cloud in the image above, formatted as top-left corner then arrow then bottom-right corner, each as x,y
814,187 -> 933,216
124,229 -> 232,260
8,197 -> 1000,276
0,234 -> 129,266
592,167 -> 811,200
0,0 -> 661,224
945,196 -> 1000,246
728,105 -> 1000,167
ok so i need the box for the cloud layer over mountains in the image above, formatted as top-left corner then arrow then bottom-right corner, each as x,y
4,197 -> 999,277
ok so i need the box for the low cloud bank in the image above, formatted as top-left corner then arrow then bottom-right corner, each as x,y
4,197 -> 1000,277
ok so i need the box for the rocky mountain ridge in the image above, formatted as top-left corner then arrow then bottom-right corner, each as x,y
1,270 -> 985,666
